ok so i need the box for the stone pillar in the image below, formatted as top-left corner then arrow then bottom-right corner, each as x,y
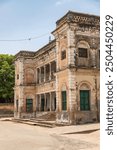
19,58 -> 24,85
44,65 -> 46,82
67,28 -> 76,66
40,68 -> 41,83
56,39 -> 59,71
49,63 -> 51,80
19,87 -> 24,118
67,28 -> 77,124
56,75 -> 59,112
14,88 -> 18,118
67,28 -> 76,110
14,58 -> 24,119
91,49 -> 96,67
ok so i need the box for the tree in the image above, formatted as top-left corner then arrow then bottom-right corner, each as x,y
0,54 -> 15,103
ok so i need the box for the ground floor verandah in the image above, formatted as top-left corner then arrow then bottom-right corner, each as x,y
14,91 -> 56,119
36,92 -> 56,112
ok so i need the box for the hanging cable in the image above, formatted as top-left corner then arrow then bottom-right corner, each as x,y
0,32 -> 50,42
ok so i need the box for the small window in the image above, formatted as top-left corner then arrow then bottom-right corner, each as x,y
79,48 -> 88,58
80,90 -> 90,111
26,99 -> 33,112
61,50 -> 66,60
17,74 -> 19,80
62,91 -> 67,110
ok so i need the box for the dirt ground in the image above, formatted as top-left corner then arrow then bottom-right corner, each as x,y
0,118 -> 99,150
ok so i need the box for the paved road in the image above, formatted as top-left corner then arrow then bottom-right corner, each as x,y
0,120 -> 99,150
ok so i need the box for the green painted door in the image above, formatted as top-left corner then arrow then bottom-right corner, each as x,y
80,90 -> 90,111
62,91 -> 67,110
26,99 -> 33,112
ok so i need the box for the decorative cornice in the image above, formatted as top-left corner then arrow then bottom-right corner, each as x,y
56,11 -> 100,28
15,51 -> 35,60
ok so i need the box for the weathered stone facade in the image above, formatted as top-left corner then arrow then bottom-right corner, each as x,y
14,11 -> 100,124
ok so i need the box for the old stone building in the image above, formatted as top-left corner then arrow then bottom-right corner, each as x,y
14,11 -> 100,124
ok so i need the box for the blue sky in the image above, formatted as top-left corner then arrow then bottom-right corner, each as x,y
0,0 -> 100,55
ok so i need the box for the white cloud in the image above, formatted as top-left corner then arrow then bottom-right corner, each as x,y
55,0 -> 72,6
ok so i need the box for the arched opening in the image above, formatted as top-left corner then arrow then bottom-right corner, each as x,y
76,41 -> 90,67
25,68 -> 35,84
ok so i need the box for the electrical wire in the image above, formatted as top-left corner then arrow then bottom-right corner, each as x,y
0,32 -> 50,42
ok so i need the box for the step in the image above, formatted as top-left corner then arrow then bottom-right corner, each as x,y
36,112 -> 56,121
14,118 -> 55,125
12,119 -> 55,128
29,119 -> 55,125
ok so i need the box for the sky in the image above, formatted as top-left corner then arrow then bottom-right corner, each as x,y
0,0 -> 100,55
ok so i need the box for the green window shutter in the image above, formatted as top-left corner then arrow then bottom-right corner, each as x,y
80,90 -> 90,111
62,91 -> 67,110
26,99 -> 33,112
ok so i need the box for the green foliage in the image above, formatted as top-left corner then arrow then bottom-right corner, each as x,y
0,54 -> 15,103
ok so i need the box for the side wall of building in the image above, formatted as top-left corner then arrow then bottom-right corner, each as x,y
53,12 -> 100,124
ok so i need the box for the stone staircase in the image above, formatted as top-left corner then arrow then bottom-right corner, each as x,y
36,111 -> 56,121
12,112 -> 56,128
12,119 -> 55,128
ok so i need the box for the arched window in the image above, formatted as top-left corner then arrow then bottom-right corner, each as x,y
76,41 -> 90,67
77,41 -> 89,58
79,83 -> 90,111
